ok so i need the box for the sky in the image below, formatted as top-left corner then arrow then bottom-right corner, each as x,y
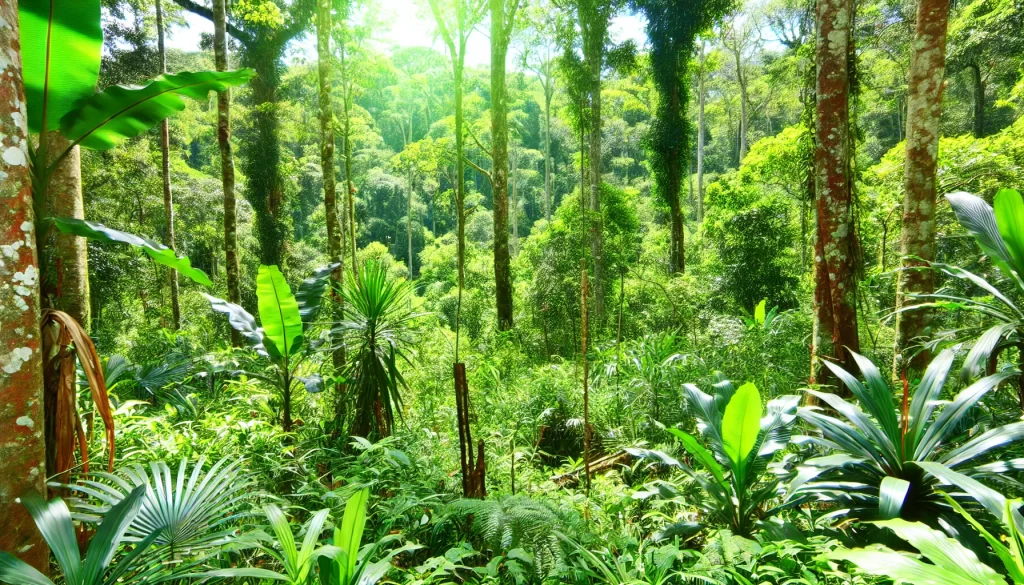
166,0 -> 649,68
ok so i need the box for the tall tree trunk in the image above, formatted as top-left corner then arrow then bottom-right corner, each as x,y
544,81 -> 552,222
894,0 -> 950,374
815,0 -> 860,375
408,168 -> 414,279
491,0 -> 514,331
317,0 -> 346,418
339,29 -> 357,276
969,62 -> 985,138
735,50 -> 749,162
697,40 -> 706,224
40,133 -> 89,327
242,43 -> 288,269
0,10 -> 46,567
455,56 -> 467,296
584,27 -> 605,321
156,0 -> 180,330
213,0 -> 241,347
512,150 -> 519,255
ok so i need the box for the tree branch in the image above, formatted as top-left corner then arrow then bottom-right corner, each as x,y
464,156 -> 493,186
170,0 -> 254,46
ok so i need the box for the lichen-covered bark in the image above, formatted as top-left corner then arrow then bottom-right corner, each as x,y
894,0 -> 950,373
0,4 -> 47,570
156,0 -> 180,330
814,0 -> 860,374
490,0 -> 514,331
40,132 -> 89,327
317,0 -> 346,407
213,0 -> 241,347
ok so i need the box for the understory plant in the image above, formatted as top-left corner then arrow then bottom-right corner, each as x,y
791,348 -> 1024,536
0,487 -> 163,585
901,189 -> 1024,399
203,263 -> 338,430
630,378 -> 799,537
335,261 -> 422,437
60,456 -> 251,559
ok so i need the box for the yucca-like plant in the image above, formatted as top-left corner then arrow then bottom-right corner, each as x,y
899,189 -> 1024,398
336,261 -> 422,438
791,348 -> 1024,532
0,487 -> 163,585
630,379 -> 799,537
59,457 -> 251,559
828,518 -> 1009,585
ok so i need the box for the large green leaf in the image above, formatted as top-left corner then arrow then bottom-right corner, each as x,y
295,262 -> 341,329
721,382 -> 762,476
336,488 -> 369,585
256,265 -> 303,360
51,217 -> 212,286
946,191 -> 1017,280
61,70 -> 254,151
19,0 -> 102,133
201,294 -> 267,354
879,476 -> 910,520
879,519 -> 1006,585
994,188 -> 1024,278
668,428 -> 726,485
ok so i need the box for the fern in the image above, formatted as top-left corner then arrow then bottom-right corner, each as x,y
450,495 -> 573,578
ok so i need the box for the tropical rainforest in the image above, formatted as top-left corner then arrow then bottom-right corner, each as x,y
3,0 -> 1024,582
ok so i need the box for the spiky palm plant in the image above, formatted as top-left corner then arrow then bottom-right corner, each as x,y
791,348 -> 1024,536
60,456 -> 251,559
336,261 -> 422,438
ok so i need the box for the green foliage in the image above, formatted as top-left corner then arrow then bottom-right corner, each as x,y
0,487 -> 160,585
631,379 -> 799,536
337,261 -> 421,437
791,348 -> 1024,538
59,457 -> 250,558
49,217 -> 213,286
18,0 -> 102,133
62,70 -> 255,151
829,519 -> 1008,585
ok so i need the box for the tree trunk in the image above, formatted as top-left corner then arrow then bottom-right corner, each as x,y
213,0 -> 241,347
969,62 -> 984,138
735,49 -> 749,162
491,0 -> 513,331
156,0 -> 180,330
544,82 -> 553,222
894,0 -> 950,375
40,133 -> 89,328
242,43 -> 288,269
408,168 -> 414,279
584,29 -> 605,322
511,149 -> 519,255
340,30 -> 358,276
317,0 -> 347,416
0,9 -> 47,567
697,40 -> 706,224
815,0 -> 860,376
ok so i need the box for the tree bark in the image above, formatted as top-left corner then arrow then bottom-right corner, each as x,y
213,0 -> 242,347
156,0 -> 180,330
544,79 -> 553,222
40,133 -> 89,328
242,43 -> 288,269
815,0 -> 860,375
585,29 -> 605,321
339,21 -> 358,276
969,62 -> 984,138
491,0 -> 514,331
0,7 -> 47,568
894,0 -> 950,374
408,168 -> 414,279
697,40 -> 706,224
317,0 -> 347,417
